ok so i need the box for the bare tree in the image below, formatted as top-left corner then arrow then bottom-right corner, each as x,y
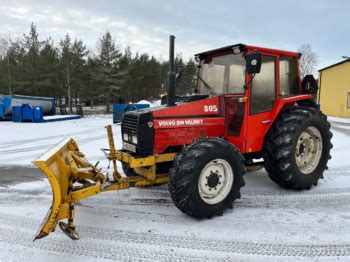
298,44 -> 318,78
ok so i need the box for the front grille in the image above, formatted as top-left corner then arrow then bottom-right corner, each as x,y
122,111 -> 154,155
122,114 -> 139,134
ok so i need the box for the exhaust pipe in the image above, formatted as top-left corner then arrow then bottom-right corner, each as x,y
167,35 -> 176,106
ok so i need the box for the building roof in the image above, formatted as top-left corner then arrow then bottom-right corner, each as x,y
319,59 -> 350,72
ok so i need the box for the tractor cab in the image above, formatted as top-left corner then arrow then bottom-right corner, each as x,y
192,44 -> 316,154
195,44 -> 301,103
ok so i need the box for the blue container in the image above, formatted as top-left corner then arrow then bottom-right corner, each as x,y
21,104 -> 34,122
33,106 -> 44,122
0,94 -> 55,120
11,104 -> 44,123
12,106 -> 22,122
112,103 -> 150,123
0,102 -> 4,120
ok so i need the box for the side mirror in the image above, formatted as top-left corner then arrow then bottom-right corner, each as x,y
301,75 -> 318,94
246,52 -> 262,74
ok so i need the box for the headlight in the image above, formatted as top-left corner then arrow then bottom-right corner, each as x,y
123,133 -> 128,141
132,135 -> 138,144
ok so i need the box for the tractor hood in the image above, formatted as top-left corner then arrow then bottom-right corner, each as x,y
121,96 -> 225,155
152,96 -> 222,126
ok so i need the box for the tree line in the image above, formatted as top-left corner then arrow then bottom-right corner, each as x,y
0,23 -> 197,113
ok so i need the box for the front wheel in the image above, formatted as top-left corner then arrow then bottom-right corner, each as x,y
168,138 -> 245,218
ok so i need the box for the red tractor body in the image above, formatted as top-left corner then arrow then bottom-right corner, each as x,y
122,44 -> 316,157
152,93 -> 314,154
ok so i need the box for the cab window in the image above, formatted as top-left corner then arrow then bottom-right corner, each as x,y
250,55 -> 276,115
199,53 -> 246,95
279,56 -> 300,96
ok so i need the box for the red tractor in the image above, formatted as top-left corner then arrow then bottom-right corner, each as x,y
34,36 -> 332,240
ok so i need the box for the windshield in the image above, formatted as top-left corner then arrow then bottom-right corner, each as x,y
198,53 -> 246,95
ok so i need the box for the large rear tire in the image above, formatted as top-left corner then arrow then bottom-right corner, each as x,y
168,138 -> 245,218
264,107 -> 332,190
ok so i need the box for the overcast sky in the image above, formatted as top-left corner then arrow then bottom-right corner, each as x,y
0,0 -> 349,70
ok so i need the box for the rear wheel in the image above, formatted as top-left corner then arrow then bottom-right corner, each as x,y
168,138 -> 245,218
264,107 -> 332,190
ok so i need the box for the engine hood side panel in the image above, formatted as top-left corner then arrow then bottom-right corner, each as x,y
152,96 -> 222,119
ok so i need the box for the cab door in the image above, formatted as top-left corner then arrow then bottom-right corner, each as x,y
245,54 -> 278,153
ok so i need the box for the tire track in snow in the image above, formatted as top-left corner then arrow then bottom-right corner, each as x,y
3,182 -> 350,206
0,129 -> 120,164
331,126 -> 350,137
0,127 -> 102,148
0,227 -> 206,261
0,134 -> 107,155
0,214 -> 350,258
2,188 -> 350,237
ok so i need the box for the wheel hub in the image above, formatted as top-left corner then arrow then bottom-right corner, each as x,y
207,173 -> 220,188
198,159 -> 234,205
295,126 -> 323,174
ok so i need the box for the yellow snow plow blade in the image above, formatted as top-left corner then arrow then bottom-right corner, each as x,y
32,138 -> 105,240
32,125 -> 175,240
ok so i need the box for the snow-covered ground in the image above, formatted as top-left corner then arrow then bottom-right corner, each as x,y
0,115 -> 121,171
0,115 -> 350,261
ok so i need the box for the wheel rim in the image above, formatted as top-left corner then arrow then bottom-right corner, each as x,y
198,159 -> 234,205
295,126 -> 323,174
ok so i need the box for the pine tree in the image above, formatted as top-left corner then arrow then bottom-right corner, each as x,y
38,39 -> 60,97
118,46 -> 132,102
23,23 -> 44,95
6,39 -> 27,94
59,34 -> 74,112
0,22 -> 201,107
182,58 -> 197,95
97,31 -> 121,113
0,38 -> 10,94
70,38 -> 88,105
83,55 -> 100,108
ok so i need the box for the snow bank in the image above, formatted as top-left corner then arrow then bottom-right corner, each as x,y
136,100 -> 153,107
153,99 -> 161,106
328,116 -> 350,124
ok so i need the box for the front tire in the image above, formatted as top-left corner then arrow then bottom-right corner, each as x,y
168,138 -> 245,218
264,107 -> 332,190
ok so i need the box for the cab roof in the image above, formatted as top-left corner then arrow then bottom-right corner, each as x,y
195,43 -> 301,58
